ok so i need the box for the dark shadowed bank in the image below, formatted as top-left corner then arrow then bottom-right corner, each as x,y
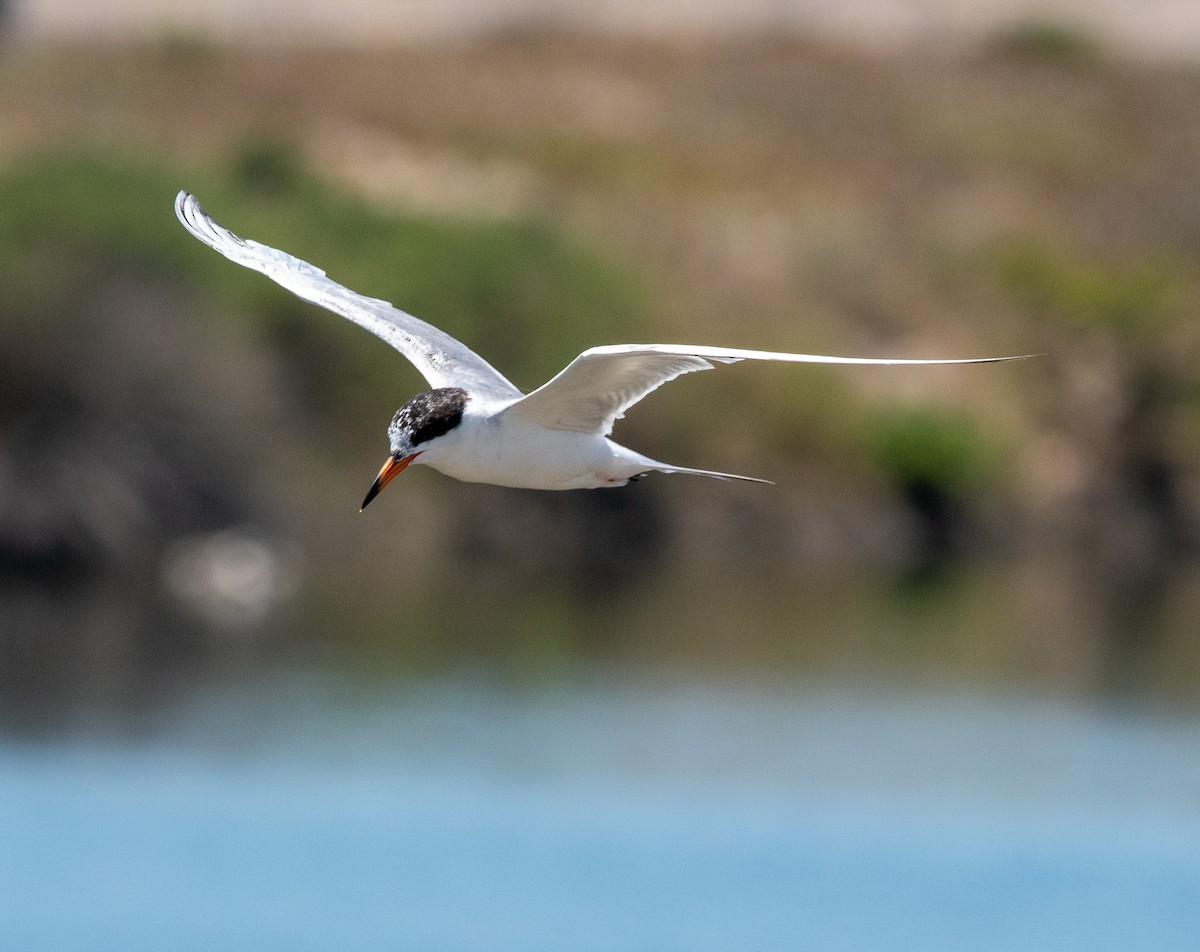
1,36 -> 1199,731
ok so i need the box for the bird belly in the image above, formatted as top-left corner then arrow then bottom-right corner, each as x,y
417,418 -> 646,490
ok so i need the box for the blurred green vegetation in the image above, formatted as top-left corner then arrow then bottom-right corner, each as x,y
983,21 -> 1105,67
989,236 -> 1187,335
0,147 -> 645,438
866,404 -> 1002,495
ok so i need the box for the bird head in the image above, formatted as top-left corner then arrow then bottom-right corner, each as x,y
360,387 -> 469,510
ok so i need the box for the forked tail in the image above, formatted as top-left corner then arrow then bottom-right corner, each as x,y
650,463 -> 773,485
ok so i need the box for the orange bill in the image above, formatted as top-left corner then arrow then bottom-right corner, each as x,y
360,452 -> 420,511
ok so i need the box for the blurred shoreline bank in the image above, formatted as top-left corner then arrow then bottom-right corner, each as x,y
2,33 -> 1199,722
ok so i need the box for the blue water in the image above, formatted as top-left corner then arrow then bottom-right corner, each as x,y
2,672 -> 1199,951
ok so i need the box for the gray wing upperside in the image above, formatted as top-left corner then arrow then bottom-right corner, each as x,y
175,191 -> 522,401
505,343 -> 1032,435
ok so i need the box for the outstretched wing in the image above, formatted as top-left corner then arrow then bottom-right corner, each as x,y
175,192 -> 522,401
505,343 -> 1029,435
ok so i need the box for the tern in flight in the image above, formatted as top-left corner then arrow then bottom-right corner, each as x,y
176,192 -> 1025,509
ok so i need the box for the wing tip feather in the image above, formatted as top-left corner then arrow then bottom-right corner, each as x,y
174,189 -> 241,252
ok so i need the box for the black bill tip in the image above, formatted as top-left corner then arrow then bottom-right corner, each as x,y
360,475 -> 385,512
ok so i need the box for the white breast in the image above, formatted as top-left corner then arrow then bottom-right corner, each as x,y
412,403 -> 650,490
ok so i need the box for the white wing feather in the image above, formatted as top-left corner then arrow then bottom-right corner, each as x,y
507,343 -> 1030,435
177,193 -> 1030,432
174,191 -> 522,401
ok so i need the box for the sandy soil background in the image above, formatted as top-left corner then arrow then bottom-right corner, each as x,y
12,0 -> 1200,59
